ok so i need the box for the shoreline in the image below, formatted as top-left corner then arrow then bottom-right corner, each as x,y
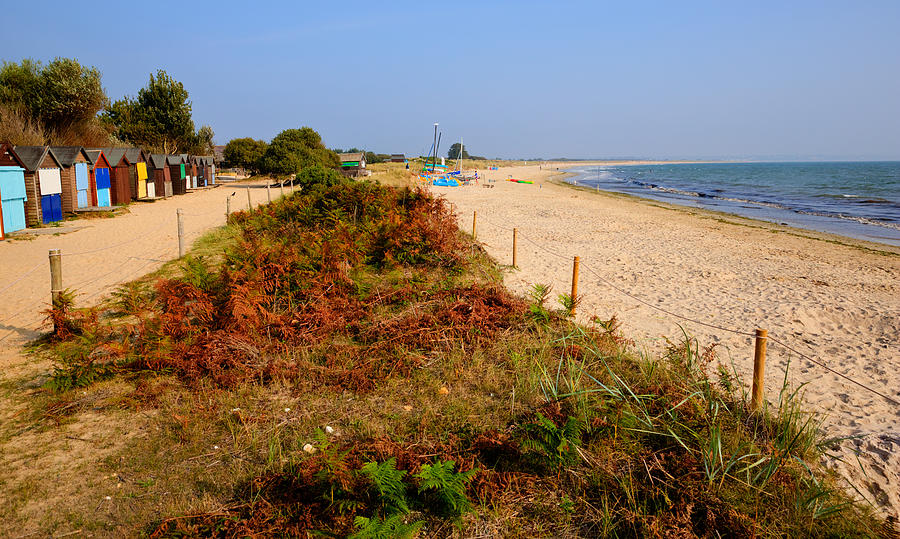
429,163 -> 900,518
553,161 -> 900,248
551,177 -> 900,258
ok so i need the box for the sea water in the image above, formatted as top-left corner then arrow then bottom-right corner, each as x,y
565,162 -> 900,247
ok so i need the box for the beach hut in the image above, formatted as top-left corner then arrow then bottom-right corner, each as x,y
168,155 -> 186,195
49,146 -> 92,212
124,148 -> 148,200
147,154 -> 171,197
0,143 -> 28,235
390,154 -> 406,163
14,145 -> 65,226
339,152 -> 366,178
193,157 -> 205,187
197,156 -> 216,185
85,150 -> 112,208
178,154 -> 196,189
192,157 -> 202,187
93,148 -> 132,205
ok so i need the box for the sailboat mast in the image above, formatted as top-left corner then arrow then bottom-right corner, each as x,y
431,123 -> 438,172
435,133 -> 442,170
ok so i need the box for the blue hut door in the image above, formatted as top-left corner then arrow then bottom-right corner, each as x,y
75,162 -> 89,208
95,168 -> 111,207
40,194 -> 62,223
0,167 -> 27,233
38,168 -> 63,223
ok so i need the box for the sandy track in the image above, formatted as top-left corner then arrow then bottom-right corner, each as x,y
0,181 -> 277,372
432,164 -> 900,518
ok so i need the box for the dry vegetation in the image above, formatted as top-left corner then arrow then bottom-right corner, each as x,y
0,180 -> 891,537
0,102 -> 115,147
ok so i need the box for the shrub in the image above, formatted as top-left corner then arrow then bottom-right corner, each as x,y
296,165 -> 346,191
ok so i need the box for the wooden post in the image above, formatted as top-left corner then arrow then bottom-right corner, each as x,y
49,249 -> 62,306
177,208 -> 185,258
266,182 -> 271,203
472,211 -> 477,239
570,256 -> 580,317
226,196 -> 231,219
280,179 -> 285,198
246,186 -> 252,209
512,228 -> 518,267
750,329 -> 768,412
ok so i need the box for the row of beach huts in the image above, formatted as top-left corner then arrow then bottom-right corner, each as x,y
0,142 -> 217,238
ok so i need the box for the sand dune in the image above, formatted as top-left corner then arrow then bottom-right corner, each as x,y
431,163 -> 900,519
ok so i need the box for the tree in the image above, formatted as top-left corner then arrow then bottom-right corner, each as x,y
224,137 -> 268,172
0,57 -> 109,144
39,59 -> 107,132
258,127 -> 339,176
365,151 -> 390,164
103,70 -> 196,153
447,143 -> 470,160
193,125 -> 216,155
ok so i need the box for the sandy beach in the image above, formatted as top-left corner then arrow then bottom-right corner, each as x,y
431,163 -> 900,518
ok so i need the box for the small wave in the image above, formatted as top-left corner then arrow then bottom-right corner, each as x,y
815,194 -> 892,204
589,177 -> 900,233
798,211 -> 900,232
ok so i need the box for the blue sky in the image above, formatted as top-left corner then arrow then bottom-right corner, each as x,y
3,1 -> 899,160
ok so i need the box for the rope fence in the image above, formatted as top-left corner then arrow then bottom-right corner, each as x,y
1,193 -> 895,409
473,211 -> 900,408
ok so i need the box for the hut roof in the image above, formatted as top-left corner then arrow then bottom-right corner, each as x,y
14,145 -> 62,172
339,152 -> 364,163
49,146 -> 89,167
166,155 -> 183,166
148,154 -> 168,169
94,147 -> 129,167
84,150 -> 111,168
0,143 -> 25,168
123,148 -> 145,163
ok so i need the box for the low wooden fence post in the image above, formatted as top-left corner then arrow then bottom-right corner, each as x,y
267,182 -> 271,203
280,180 -> 285,198
49,249 -> 62,306
226,196 -> 231,219
512,228 -> 518,268
751,329 -> 768,412
472,211 -> 477,240
246,186 -> 252,209
570,256 -> 580,317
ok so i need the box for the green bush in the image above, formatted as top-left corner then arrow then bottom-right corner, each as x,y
296,165 -> 346,191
